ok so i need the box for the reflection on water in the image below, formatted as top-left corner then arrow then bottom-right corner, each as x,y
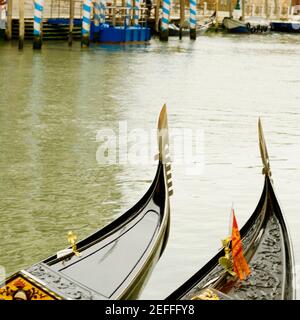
0,33 -> 300,299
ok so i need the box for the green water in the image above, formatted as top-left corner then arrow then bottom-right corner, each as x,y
1,34 -> 300,299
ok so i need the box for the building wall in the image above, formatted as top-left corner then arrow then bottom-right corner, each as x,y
196,0 -> 294,14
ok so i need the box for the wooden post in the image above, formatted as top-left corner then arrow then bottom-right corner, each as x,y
288,0 -> 293,17
155,0 -> 160,33
68,0 -> 75,46
5,0 -> 12,40
203,1 -> 207,15
241,0 -> 245,20
19,0 -> 24,49
189,0 -> 196,39
179,0 -> 184,39
33,0 -> 44,49
228,0 -> 232,18
112,0 -> 117,26
93,0 -> 100,42
215,0 -> 219,29
160,0 -> 170,41
122,0 -> 126,21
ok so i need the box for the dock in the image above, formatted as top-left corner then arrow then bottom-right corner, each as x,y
1,0 -> 300,46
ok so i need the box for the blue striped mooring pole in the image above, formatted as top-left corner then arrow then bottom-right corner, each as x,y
33,0 -> 44,49
125,0 -> 132,27
189,0 -> 196,39
82,0 -> 92,47
100,0 -> 106,24
94,0 -> 100,41
133,0 -> 140,27
160,0 -> 171,41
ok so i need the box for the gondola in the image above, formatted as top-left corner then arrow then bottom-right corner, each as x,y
270,21 -> 300,33
0,105 -> 173,300
166,119 -> 295,300
222,17 -> 269,33
222,17 -> 250,33
168,12 -> 216,37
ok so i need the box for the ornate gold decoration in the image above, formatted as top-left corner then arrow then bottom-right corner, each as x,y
218,236 -> 236,277
0,275 -> 56,300
191,288 -> 220,300
68,231 -> 81,257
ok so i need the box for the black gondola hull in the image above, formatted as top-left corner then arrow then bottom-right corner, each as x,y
166,176 -> 295,300
0,105 -> 172,301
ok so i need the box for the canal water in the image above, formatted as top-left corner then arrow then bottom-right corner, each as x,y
1,33 -> 300,299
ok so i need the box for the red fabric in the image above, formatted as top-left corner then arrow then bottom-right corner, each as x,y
231,210 -> 251,280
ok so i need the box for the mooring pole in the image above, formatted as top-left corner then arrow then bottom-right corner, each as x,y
228,0 -> 232,17
179,0 -> 185,39
81,0 -> 91,48
33,0 -> 44,49
160,0 -> 170,41
100,0 -> 106,23
215,0 -> 219,29
241,0 -> 245,20
203,1 -> 207,15
125,0 -> 131,27
189,0 -> 196,39
112,0 -> 116,26
155,0 -> 160,33
68,0 -> 75,46
94,0 -> 100,41
122,0 -> 125,21
19,0 -> 24,49
133,0 -> 140,27
5,0 -> 13,40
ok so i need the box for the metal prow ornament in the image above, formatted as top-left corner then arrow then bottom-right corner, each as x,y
157,104 -> 173,197
258,118 -> 271,177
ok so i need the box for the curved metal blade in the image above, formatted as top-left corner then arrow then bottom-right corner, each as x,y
157,104 -> 173,196
157,104 -> 169,162
258,118 -> 271,176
